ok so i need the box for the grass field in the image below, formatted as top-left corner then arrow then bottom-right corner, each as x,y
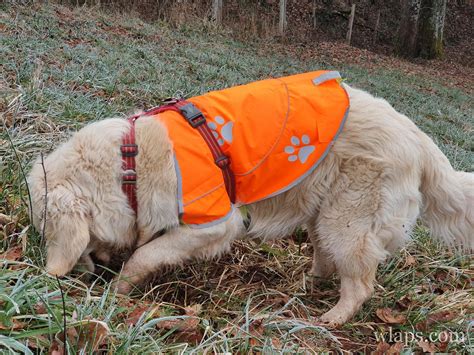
1,3 -> 473,353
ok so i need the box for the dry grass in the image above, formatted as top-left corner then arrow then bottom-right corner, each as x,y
1,2 -> 473,353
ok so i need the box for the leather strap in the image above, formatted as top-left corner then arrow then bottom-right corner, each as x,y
121,117 -> 138,214
174,100 -> 236,203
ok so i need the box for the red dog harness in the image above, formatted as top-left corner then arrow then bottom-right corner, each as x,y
121,99 -> 235,215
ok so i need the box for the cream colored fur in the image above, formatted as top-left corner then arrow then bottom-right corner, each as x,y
27,85 -> 473,326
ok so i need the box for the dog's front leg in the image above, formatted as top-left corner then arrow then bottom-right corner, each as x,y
115,214 -> 242,294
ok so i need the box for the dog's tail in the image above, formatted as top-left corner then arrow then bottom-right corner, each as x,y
418,132 -> 473,251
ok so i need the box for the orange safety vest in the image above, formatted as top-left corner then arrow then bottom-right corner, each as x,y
153,70 -> 349,228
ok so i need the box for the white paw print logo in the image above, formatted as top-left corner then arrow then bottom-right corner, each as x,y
207,116 -> 233,146
284,135 -> 315,163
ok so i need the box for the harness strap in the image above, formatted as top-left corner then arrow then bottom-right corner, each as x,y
121,99 -> 236,216
121,116 -> 138,214
175,101 -> 236,204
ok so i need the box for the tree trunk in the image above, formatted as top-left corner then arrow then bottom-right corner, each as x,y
396,0 -> 421,57
397,0 -> 447,59
279,0 -> 287,36
212,0 -> 223,24
416,0 -> 446,58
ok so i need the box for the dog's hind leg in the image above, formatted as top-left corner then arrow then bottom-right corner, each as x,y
115,212 -> 243,294
316,158 -> 389,326
307,225 -> 336,280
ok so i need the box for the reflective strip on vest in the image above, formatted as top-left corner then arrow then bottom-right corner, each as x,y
155,70 -> 349,227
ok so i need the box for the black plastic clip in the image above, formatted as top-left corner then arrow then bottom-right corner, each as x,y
179,103 -> 206,128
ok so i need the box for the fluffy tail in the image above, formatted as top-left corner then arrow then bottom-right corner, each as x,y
418,133 -> 474,251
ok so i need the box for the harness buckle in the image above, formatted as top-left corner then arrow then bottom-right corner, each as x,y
121,144 -> 138,157
215,155 -> 230,168
179,102 -> 206,128
123,169 -> 137,184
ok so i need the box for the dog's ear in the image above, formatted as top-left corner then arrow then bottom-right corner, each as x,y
43,186 -> 90,277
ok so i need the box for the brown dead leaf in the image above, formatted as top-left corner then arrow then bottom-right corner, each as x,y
404,254 -> 416,267
0,318 -> 26,330
426,310 -> 457,324
388,342 -> 404,354
117,298 -> 136,308
415,321 -> 427,332
434,270 -> 449,282
437,330 -> 449,352
374,341 -> 391,354
415,310 -> 457,331
54,320 -> 109,352
155,318 -> 182,330
65,38 -> 92,48
376,308 -> 407,325
75,320 -> 109,351
417,340 -> 436,353
54,7 -> 74,22
156,305 -> 203,344
34,302 -> 48,314
27,334 -> 49,350
397,294 -> 414,309
0,245 -> 23,261
157,315 -> 199,332
125,305 -> 159,326
48,339 -> 64,355
248,319 -> 265,347
175,328 -> 203,345
184,304 -> 201,317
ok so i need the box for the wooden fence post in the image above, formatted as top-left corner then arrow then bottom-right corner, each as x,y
346,3 -> 356,45
213,0 -> 223,24
373,10 -> 381,43
279,0 -> 287,36
312,0 -> 317,29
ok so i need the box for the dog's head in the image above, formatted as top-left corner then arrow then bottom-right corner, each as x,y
27,120 -> 137,276
28,151 -> 93,276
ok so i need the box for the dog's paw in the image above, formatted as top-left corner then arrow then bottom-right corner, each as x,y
113,279 -> 133,295
319,309 -> 348,328
46,263 -> 70,278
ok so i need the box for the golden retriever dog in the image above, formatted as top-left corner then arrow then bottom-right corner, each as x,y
27,82 -> 473,326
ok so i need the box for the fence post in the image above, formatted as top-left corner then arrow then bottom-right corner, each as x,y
346,3 -> 356,45
374,9 -> 381,43
213,0 -> 223,24
279,0 -> 287,36
312,0 -> 317,29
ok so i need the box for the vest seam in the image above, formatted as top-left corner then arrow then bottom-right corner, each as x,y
187,205 -> 235,229
183,182 -> 225,207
